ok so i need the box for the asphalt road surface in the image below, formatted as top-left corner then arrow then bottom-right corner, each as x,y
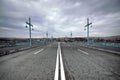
0,42 -> 120,80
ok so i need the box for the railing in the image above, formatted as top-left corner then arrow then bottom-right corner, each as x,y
79,41 -> 120,47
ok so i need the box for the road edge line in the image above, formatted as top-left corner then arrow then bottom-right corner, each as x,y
90,47 -> 120,55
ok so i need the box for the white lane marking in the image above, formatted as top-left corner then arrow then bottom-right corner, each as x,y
78,49 -> 89,55
91,47 -> 120,54
54,44 -> 59,80
54,42 -> 66,80
34,49 -> 44,54
59,43 -> 66,80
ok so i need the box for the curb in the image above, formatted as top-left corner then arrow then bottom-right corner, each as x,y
0,46 -> 38,57
82,45 -> 120,55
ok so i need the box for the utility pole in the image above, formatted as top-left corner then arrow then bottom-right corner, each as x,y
51,35 -> 53,42
70,31 -> 72,42
70,31 -> 72,38
25,17 -> 34,46
84,18 -> 92,44
46,31 -> 48,38
46,31 -> 48,43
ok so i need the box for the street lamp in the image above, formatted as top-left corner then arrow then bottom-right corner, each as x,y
25,17 -> 34,46
84,18 -> 92,44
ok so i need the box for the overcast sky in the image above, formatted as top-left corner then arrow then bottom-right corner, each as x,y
0,0 -> 120,38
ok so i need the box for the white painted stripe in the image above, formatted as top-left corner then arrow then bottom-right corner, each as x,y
59,42 -> 66,80
81,44 -> 120,55
78,49 -> 89,55
54,43 -> 59,80
34,49 -> 44,54
54,42 -> 66,80
91,47 -> 120,54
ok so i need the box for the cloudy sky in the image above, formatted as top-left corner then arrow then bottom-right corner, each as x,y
0,0 -> 120,38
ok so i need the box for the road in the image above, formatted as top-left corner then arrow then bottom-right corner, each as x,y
0,42 -> 120,80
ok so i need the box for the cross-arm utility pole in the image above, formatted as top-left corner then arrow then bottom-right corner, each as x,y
70,31 -> 72,38
84,18 -> 92,44
46,31 -> 48,38
45,31 -> 48,43
25,17 -> 34,46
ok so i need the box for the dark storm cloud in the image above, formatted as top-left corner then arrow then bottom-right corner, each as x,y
0,0 -> 120,38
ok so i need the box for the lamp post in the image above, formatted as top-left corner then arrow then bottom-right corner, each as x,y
70,31 -> 72,38
25,17 -> 34,46
84,18 -> 92,44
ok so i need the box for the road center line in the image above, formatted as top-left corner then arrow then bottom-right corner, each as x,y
54,43 -> 59,80
59,43 -> 66,80
78,49 -> 89,55
54,42 -> 66,80
34,49 -> 44,54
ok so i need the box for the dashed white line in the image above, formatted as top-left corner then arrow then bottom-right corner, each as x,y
34,49 -> 44,54
78,49 -> 89,55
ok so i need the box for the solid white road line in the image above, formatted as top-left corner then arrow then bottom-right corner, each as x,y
54,42 -> 66,80
59,43 -> 66,80
54,44 -> 59,80
34,49 -> 44,54
78,49 -> 89,55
